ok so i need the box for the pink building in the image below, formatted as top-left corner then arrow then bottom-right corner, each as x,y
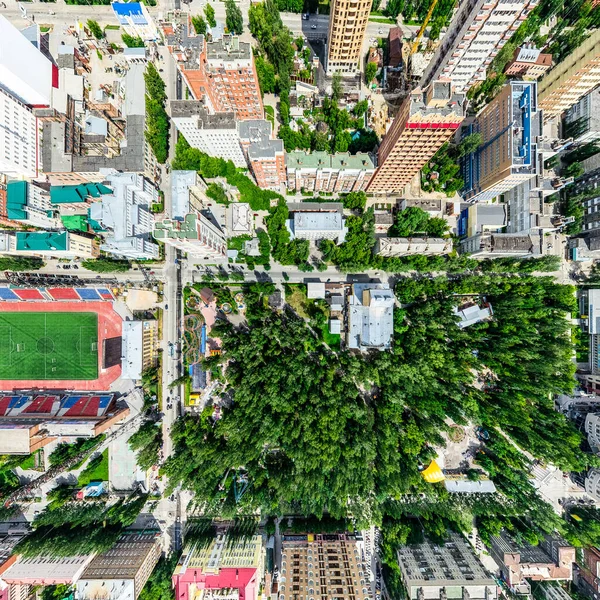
172,533 -> 263,600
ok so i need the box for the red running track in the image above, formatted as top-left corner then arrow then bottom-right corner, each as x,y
0,301 -> 122,392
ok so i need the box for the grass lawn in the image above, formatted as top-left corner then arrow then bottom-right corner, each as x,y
369,16 -> 396,23
78,449 -> 109,486
285,284 -> 311,319
104,24 -> 120,30
0,311 -> 98,381
320,322 -> 340,349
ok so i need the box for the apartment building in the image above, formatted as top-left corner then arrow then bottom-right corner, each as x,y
459,232 -> 543,257
375,237 -> 453,256
462,81 -> 541,203
0,230 -> 98,259
77,533 -> 161,600
348,283 -> 395,351
504,45 -> 552,80
288,203 -> 347,243
286,151 -> 375,193
579,546 -> 600,600
537,29 -> 600,119
563,88 -> 600,145
248,139 -> 286,190
578,289 -> 600,378
419,0 -> 537,93
326,0 -> 372,74
397,531 -> 497,600
171,102 -> 246,167
367,81 -> 466,194
88,171 -> 159,260
172,531 -> 263,600
279,532 -> 371,600
166,26 -> 263,121
490,531 -> 575,595
153,212 -> 227,260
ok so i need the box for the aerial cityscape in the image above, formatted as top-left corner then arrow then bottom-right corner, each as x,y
0,0 -> 599,597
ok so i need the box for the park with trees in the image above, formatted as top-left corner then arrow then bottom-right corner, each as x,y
144,64 -> 169,164
163,275 -> 591,555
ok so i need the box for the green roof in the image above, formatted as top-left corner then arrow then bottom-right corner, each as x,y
61,215 -> 89,232
153,214 -> 199,240
6,181 -> 28,220
285,151 -> 375,170
50,183 -> 112,205
16,231 -> 68,252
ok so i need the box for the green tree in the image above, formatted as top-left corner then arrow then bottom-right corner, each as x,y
144,63 -> 169,163
129,421 -> 162,471
204,3 -> 217,27
81,258 -> 131,273
365,61 -> 378,84
86,19 -> 104,39
0,256 -> 44,271
342,191 -> 367,211
332,71 -> 342,101
564,162 -> 584,179
121,33 -> 144,47
255,55 -> 276,94
457,132 -> 483,157
191,15 -> 207,35
225,0 -> 244,34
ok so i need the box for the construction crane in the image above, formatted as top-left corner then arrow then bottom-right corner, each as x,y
410,0 -> 440,55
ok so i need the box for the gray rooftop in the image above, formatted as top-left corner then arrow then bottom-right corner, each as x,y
206,34 -> 251,61
294,211 -> 343,232
171,170 -> 196,220
238,119 -> 272,141
170,101 -> 236,129
248,138 -> 284,160
348,283 -> 395,351
286,151 -> 375,170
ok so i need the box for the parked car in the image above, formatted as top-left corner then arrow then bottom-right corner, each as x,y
311,24 -> 317,29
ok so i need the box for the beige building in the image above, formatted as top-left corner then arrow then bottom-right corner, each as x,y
326,0 -> 372,74
504,46 -> 552,80
538,29 -> 600,119
286,151 -> 375,193
367,81 -> 465,194
279,533 -> 371,600
77,533 -> 162,600
375,237 -> 453,257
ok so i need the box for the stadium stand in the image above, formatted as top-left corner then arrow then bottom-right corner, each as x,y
97,289 -> 114,300
47,288 -> 80,301
75,289 -> 101,301
14,290 -> 44,301
0,289 -> 19,301
0,396 -> 29,416
0,394 -> 114,418
23,395 -> 60,414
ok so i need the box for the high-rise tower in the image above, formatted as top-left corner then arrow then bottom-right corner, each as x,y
326,0 -> 371,75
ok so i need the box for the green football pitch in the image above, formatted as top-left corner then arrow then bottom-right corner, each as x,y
0,312 -> 99,380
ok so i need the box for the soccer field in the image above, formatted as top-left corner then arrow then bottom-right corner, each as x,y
0,312 -> 99,380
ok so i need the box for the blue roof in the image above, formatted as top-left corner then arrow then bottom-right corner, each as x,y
112,2 -> 148,24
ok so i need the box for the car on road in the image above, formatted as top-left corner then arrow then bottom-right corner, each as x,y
311,24 -> 317,29
378,28 -> 383,33
165,304 -> 168,310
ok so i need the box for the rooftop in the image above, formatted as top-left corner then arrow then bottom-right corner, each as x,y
238,119 -> 272,141
248,138 -> 284,160
206,34 -> 252,62
348,283 -> 395,351
286,151 -> 375,170
170,101 -> 237,129
15,231 -> 68,252
293,211 -> 343,233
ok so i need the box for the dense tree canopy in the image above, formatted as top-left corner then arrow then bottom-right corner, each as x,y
164,277 -> 588,528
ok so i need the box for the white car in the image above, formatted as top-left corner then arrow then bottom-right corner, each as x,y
311,24 -> 317,29
378,28 -> 383,34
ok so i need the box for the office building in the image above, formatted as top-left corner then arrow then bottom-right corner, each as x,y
111,2 -> 158,41
462,81 -> 541,203
537,29 -> 600,119
286,151 -> 375,193
419,0 -> 537,93
171,102 -> 246,167
457,204 -> 507,239
459,232 -> 543,258
0,15 -> 54,107
77,533 -> 161,600
375,237 -> 453,257
279,532 -> 371,600
287,203 -> 347,243
0,230 -> 97,259
397,531 -> 497,600
579,289 -> 600,377
0,89 -> 39,178
89,171 -> 159,260
504,46 -> 552,80
503,178 -> 555,234
326,0 -> 372,74
490,531 -> 575,594
367,81 -> 465,194
154,212 -> 226,260
1,555 -> 94,588
347,283 -> 395,351
172,531 -> 263,600
563,88 -> 600,145
585,413 -> 600,454
166,27 -> 263,121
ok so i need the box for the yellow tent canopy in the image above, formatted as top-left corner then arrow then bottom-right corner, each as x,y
421,460 -> 445,483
